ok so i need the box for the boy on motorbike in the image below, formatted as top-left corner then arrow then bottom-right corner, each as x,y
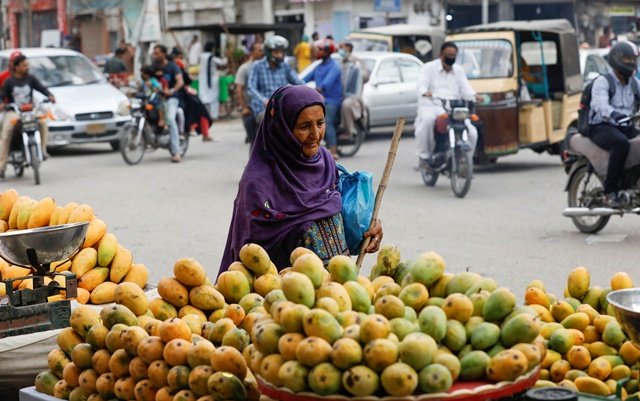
588,41 -> 640,208
414,42 -> 478,168
0,54 -> 55,180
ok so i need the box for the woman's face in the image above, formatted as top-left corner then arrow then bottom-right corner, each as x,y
292,105 -> 325,157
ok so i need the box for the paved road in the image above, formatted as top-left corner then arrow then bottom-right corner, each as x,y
4,118 -> 638,301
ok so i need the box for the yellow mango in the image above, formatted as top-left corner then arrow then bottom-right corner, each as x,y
3,265 -> 31,289
524,287 -> 550,309
49,206 -> 63,226
529,304 -> 554,323
27,197 -> 56,228
620,341 -> 640,366
109,245 -> 132,283
123,263 -> 148,289
97,233 -> 118,267
17,198 -> 37,229
0,220 -> 7,233
68,204 -> 94,224
52,260 -> 72,272
82,218 -> 107,248
567,267 -> 590,300
0,188 -> 19,220
71,247 -> 98,278
57,202 -> 78,225
8,196 -> 29,229
90,282 -> 118,304
173,257 -> 206,287
73,288 -> 91,304
574,377 -> 610,396
611,272 -> 633,291
77,267 -> 109,292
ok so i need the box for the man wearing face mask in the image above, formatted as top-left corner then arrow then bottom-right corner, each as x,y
247,35 -> 303,125
303,39 -> 342,158
589,41 -> 640,207
414,42 -> 478,168
338,42 -> 366,140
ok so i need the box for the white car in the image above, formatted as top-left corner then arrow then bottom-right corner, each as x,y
300,51 -> 423,130
0,48 -> 132,150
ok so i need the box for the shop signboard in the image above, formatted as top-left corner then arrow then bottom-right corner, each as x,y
374,0 -> 401,13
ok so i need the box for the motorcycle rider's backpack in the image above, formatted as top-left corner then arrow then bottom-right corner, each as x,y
578,73 -> 640,137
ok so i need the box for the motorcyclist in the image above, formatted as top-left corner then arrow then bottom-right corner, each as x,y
246,35 -> 303,125
414,42 -> 478,168
0,54 -> 56,180
303,39 -> 342,158
589,41 -> 640,208
338,42 -> 366,140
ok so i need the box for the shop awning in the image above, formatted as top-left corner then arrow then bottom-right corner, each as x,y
169,22 -> 304,35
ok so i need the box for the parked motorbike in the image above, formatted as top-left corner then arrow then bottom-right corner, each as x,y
418,98 -> 475,198
5,101 -> 50,185
120,93 -> 189,165
563,115 -> 640,233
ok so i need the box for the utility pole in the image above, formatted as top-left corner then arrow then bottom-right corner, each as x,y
23,0 -> 32,46
481,0 -> 489,25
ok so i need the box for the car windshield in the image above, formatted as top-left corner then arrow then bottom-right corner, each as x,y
28,55 -> 105,87
454,39 -> 514,79
351,38 -> 389,52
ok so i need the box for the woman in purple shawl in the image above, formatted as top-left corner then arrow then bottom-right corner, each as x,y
220,85 -> 382,271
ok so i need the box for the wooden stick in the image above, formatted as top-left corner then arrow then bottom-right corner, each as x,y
356,118 -> 405,271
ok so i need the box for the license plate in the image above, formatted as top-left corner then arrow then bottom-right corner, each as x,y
86,123 -> 106,135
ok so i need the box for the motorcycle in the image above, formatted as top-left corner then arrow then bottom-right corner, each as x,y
336,101 -> 367,158
119,93 -> 189,165
563,115 -> 640,233
418,98 -> 475,198
5,101 -> 50,185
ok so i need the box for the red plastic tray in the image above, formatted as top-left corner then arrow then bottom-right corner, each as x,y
258,366 -> 540,401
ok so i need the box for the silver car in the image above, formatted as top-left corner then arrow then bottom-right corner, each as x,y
300,51 -> 423,131
0,48 -> 132,150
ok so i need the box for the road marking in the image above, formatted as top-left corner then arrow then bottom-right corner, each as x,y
585,234 -> 627,245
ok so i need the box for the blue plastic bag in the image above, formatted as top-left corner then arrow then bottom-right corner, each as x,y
337,164 -> 374,254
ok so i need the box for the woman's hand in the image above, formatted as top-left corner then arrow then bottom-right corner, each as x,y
363,219 -> 383,253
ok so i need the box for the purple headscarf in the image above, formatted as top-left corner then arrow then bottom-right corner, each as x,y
219,85 -> 343,272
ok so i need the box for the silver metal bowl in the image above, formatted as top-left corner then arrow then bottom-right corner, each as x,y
607,289 -> 640,347
0,222 -> 89,268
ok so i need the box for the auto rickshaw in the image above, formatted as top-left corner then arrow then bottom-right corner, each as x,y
347,24 -> 445,63
446,19 -> 582,163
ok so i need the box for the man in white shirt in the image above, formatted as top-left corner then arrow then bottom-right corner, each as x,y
415,42 -> 478,166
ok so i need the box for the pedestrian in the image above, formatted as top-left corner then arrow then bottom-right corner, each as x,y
104,48 -> 127,74
235,42 -> 264,145
219,85 -> 383,271
188,35 -> 202,67
171,47 -> 186,71
312,32 -> 319,41
152,44 -> 185,163
339,42 -> 365,138
293,35 -> 312,72
246,35 -> 303,125
599,26 -> 617,48
198,41 -> 228,126
303,39 -> 342,159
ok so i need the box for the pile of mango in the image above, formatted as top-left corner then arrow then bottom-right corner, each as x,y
526,267 -> 640,398
0,189 -> 149,303
34,260 -> 260,401
226,244 -> 545,397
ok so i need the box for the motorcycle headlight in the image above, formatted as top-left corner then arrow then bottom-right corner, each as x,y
452,107 -> 470,121
117,100 -> 131,116
52,107 -> 70,121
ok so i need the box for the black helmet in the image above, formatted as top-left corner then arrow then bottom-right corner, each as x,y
264,35 -> 289,64
608,41 -> 639,79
